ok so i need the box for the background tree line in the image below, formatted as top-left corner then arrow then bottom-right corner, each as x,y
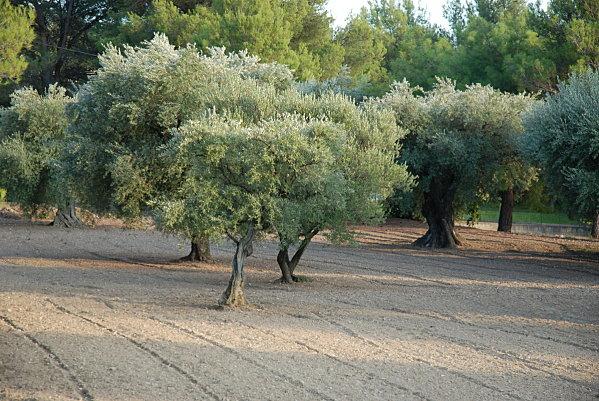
2,0 -> 597,101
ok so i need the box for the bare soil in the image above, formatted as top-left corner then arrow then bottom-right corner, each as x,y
0,217 -> 598,401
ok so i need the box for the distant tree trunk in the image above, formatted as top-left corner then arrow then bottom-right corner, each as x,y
52,200 -> 82,228
497,187 -> 514,233
53,0 -> 74,84
180,235 -> 211,262
277,229 -> 318,283
30,2 -> 52,89
592,212 -> 599,239
219,224 -> 254,307
414,181 -> 462,249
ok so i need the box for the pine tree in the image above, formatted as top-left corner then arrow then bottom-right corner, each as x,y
0,0 -> 35,83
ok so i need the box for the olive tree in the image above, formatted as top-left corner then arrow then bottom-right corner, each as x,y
523,70 -> 599,238
378,79 -> 533,248
165,115 -> 353,305
67,34 -> 292,260
272,95 -> 413,282
170,109 -> 408,302
150,38 -> 411,283
0,85 -> 80,226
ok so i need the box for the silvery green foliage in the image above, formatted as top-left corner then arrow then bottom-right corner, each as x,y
206,47 -> 295,92
166,103 -> 411,246
523,70 -> 599,222
68,33 -> 411,248
275,96 -> 414,246
298,66 -> 369,100
161,61 -> 413,247
167,115 -> 342,237
67,34 -> 287,223
0,85 -> 72,213
378,78 -> 534,217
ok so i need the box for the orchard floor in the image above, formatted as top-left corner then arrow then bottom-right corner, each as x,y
0,217 -> 598,401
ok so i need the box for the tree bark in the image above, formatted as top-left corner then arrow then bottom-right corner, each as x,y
277,229 -> 318,283
219,224 -> 255,307
53,0 -> 74,84
497,187 -> 514,233
31,1 -> 53,89
180,235 -> 211,262
51,200 -> 82,228
413,181 -> 462,249
592,212 -> 599,239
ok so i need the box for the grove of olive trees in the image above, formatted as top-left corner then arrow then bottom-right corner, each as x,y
0,5 -> 598,400
0,19 -> 597,304
61,35 -> 411,304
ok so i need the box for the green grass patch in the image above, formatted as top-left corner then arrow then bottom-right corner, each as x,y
476,205 -> 579,225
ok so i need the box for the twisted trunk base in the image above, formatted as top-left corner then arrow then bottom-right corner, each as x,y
219,274 -> 246,307
277,249 -> 298,283
414,218 -> 462,249
51,202 -> 82,228
180,235 -> 211,262
498,188 -> 514,233
219,225 -> 254,307
592,212 -> 599,239
277,230 -> 317,283
413,185 -> 461,249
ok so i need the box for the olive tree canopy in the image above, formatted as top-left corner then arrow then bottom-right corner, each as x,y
0,85 -> 77,225
378,79 -> 534,248
523,70 -> 599,237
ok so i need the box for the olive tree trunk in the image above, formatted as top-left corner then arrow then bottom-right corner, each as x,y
592,212 -> 599,239
219,224 -> 255,307
497,187 -> 514,233
180,235 -> 211,262
52,200 -> 82,228
277,229 -> 318,283
414,182 -> 462,249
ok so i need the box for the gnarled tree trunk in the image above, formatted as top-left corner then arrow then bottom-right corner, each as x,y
219,224 -> 255,307
592,212 -> 599,239
497,187 -> 514,233
180,235 -> 211,262
52,200 -> 82,228
414,181 -> 462,249
277,229 -> 318,283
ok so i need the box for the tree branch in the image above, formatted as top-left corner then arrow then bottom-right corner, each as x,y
226,230 -> 239,244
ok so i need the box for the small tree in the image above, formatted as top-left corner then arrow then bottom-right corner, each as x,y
378,79 -> 533,248
273,97 -> 413,282
0,85 -> 80,226
523,70 -> 599,238
67,34 -> 292,260
167,115 -> 354,305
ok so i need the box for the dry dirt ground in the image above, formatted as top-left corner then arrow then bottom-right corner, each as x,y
0,216 -> 598,401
